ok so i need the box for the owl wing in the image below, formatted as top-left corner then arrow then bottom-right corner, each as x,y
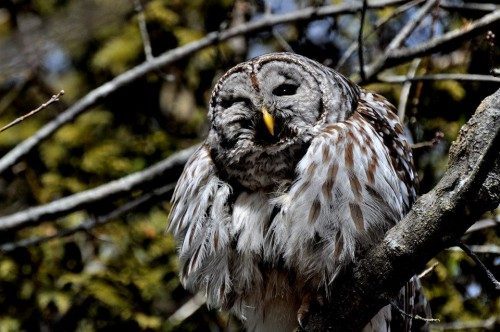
168,145 -> 233,306
269,90 -> 416,288
357,91 -> 418,210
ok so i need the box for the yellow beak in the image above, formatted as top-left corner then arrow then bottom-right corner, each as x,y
261,107 -> 275,136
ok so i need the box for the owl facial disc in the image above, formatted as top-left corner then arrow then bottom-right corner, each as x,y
206,52 -> 360,190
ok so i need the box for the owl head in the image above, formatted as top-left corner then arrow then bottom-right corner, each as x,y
206,52 -> 359,191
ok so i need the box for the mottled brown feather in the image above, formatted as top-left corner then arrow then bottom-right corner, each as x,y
309,197 -> 321,223
349,202 -> 365,231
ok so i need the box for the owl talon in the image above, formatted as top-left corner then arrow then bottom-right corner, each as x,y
316,294 -> 325,306
297,293 -> 327,328
297,293 -> 312,328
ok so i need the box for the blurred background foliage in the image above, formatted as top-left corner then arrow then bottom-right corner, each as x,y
0,0 -> 498,330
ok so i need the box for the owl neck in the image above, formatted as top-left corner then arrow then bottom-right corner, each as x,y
208,139 -> 311,193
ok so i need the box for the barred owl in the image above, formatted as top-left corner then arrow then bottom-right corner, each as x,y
169,53 -> 429,331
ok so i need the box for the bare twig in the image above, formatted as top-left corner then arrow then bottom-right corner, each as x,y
386,9 -> 500,66
440,2 -> 499,14
466,218 -> 499,233
390,300 -> 440,323
336,0 -> 424,71
457,242 -> 500,290
273,30 -> 294,53
0,0 -> 410,176
363,0 -> 439,81
0,145 -> 197,232
486,31 -> 496,76
0,184 -> 175,253
0,90 -> 64,133
358,0 -> 368,81
410,131 -> 444,149
411,141 -> 438,149
335,0 -> 500,70
418,261 -> 439,279
397,58 -> 421,121
167,293 -> 207,326
336,0 -> 500,72
448,244 -> 500,255
380,73 -> 500,83
431,316 -> 497,331
135,0 -> 154,62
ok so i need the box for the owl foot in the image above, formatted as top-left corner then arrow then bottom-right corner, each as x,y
297,293 -> 325,328
297,293 -> 311,328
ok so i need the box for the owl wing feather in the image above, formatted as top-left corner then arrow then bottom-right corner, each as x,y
269,95 -> 412,287
168,146 -> 233,307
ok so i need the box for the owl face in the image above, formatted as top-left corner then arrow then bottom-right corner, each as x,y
207,53 -> 357,190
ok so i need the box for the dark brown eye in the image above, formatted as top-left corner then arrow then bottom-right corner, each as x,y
272,83 -> 298,96
220,97 -> 250,109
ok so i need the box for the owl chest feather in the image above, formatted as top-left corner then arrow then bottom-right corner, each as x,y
213,139 -> 309,191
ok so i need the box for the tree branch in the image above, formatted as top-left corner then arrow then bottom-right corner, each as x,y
457,242 -> 500,290
335,1 -> 499,71
357,0 -> 368,82
0,183 -> 175,253
1,1 -> 496,176
440,2 -> 499,14
379,73 -> 500,83
465,217 -> 498,233
336,0 -> 425,71
385,9 -> 500,67
0,90 -> 64,133
431,316 -> 497,330
135,0 -> 154,62
397,58 -> 421,121
363,0 -> 439,81
0,145 -> 198,232
0,0 -> 407,176
302,88 -> 500,331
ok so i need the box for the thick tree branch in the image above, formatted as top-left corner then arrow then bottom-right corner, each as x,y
302,88 -> 500,331
0,146 -> 197,232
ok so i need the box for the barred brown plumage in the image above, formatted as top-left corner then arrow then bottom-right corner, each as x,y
168,52 -> 429,331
